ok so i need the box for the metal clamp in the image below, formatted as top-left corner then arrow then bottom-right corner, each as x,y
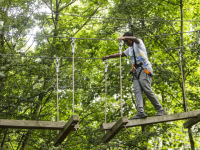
178,48 -> 182,61
0,21 -> 3,35
131,18 -> 134,26
197,30 -> 200,38
123,125 -> 130,135
118,41 -> 123,55
74,123 -> 79,133
71,37 -> 76,54
104,59 -> 108,73
197,31 -> 200,45
55,57 -> 59,73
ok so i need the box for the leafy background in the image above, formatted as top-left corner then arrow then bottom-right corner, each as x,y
0,0 -> 200,149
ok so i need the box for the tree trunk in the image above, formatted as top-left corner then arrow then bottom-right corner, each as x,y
161,90 -> 167,148
141,125 -> 148,150
180,0 -> 194,149
20,102 -> 41,149
188,128 -> 195,150
1,129 -> 8,148
21,130 -> 32,150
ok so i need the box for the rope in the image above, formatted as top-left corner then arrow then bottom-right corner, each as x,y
104,60 -> 108,122
118,41 -> 123,118
71,37 -> 76,115
55,57 -> 60,134
104,59 -> 108,134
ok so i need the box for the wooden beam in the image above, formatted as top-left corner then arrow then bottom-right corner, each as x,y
0,119 -> 66,130
184,114 -> 200,128
102,117 -> 128,143
54,115 -> 79,147
101,110 -> 200,130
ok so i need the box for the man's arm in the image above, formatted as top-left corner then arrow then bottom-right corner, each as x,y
118,36 -> 140,44
103,52 -> 126,60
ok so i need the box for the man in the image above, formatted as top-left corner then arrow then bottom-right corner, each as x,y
103,32 -> 167,119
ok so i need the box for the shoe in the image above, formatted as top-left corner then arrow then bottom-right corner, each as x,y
130,112 -> 147,120
154,110 -> 167,116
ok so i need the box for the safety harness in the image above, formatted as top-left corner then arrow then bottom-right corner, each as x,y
130,47 -> 152,79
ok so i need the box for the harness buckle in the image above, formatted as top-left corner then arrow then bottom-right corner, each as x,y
131,62 -> 153,77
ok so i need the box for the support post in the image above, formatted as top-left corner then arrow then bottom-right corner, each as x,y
184,114 -> 200,128
0,119 -> 66,130
102,117 -> 128,143
54,115 -> 79,147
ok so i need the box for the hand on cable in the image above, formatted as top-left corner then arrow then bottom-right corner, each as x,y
118,37 -> 125,42
103,56 -> 108,61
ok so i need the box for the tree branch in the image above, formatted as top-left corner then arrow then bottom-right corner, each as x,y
162,0 -> 180,6
58,0 -> 77,13
41,0 -> 52,12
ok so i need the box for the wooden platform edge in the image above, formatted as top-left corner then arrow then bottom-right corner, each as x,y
0,119 -> 66,130
54,115 -> 79,147
184,114 -> 200,128
102,117 -> 128,143
101,110 -> 200,130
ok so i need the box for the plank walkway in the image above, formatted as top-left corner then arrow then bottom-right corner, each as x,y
102,117 -> 128,143
54,115 -> 79,147
101,110 -> 200,143
0,119 -> 66,130
101,110 -> 200,130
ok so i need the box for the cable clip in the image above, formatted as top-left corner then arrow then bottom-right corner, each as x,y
123,125 -> 130,135
131,18 -> 134,26
55,57 -> 59,73
178,48 -> 182,61
0,20 -> 3,35
104,59 -> 108,73
197,30 -> 200,38
197,31 -> 200,45
118,41 -> 123,55
71,37 -> 76,54
74,123 -> 79,133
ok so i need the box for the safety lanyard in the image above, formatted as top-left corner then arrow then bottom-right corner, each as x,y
131,44 -> 152,77
132,44 -> 137,70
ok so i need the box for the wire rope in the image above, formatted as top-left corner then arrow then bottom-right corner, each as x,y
0,54 -> 102,60
71,37 -> 76,115
119,41 -> 123,118
1,30 -> 198,41
0,42 -> 196,60
36,12 -> 200,22
104,59 -> 108,134
55,57 -> 60,134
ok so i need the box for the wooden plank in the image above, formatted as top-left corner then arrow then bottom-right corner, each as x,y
184,114 -> 200,128
0,119 -> 66,130
54,115 -> 79,147
101,110 -> 200,130
102,117 -> 128,143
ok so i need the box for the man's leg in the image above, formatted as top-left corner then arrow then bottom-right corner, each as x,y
130,77 -> 147,119
139,68 -> 167,116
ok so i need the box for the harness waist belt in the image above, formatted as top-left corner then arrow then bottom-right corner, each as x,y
131,62 -> 153,77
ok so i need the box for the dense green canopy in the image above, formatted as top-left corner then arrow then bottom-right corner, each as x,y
0,0 -> 200,149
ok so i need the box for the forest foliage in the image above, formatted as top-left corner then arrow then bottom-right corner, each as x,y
0,0 -> 200,149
